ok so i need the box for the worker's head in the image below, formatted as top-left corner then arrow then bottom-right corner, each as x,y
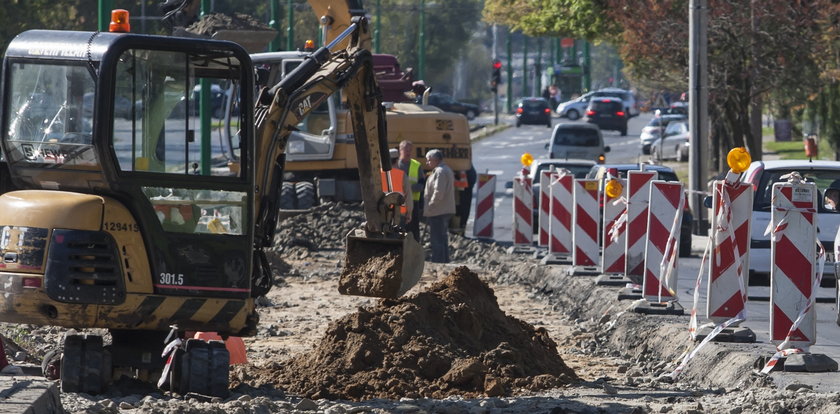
425,149 -> 443,169
826,186 -> 840,210
389,148 -> 399,166
399,140 -> 413,161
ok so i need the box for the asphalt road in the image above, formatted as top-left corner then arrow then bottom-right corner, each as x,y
468,112 -> 653,242
465,114 -> 840,390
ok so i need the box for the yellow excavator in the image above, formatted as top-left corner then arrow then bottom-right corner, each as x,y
0,0 -> 421,396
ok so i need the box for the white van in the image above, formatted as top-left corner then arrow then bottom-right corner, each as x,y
546,123 -> 610,163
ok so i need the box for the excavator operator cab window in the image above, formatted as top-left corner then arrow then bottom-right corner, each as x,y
111,48 -> 249,235
3,62 -> 97,168
112,48 -> 242,177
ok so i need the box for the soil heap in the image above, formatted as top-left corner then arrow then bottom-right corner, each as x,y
248,266 -> 578,400
185,12 -> 272,36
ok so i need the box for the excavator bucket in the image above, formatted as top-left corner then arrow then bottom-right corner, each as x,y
338,229 -> 424,298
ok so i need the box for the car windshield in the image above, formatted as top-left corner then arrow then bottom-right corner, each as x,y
522,100 -> 547,109
535,163 -> 592,179
553,128 -> 599,146
755,168 -> 840,212
587,166 -> 678,182
590,101 -> 621,111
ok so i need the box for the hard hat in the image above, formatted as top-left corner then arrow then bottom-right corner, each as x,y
389,148 -> 399,159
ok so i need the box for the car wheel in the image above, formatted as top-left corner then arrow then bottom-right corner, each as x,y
466,110 -> 477,120
620,126 -> 627,136
642,145 -> 651,155
566,109 -> 580,120
515,120 -> 521,127
679,146 -> 689,162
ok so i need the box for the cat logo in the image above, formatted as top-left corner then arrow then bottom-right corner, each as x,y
292,92 -> 328,120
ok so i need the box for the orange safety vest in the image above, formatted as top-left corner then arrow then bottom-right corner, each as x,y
454,171 -> 469,189
381,169 -> 408,214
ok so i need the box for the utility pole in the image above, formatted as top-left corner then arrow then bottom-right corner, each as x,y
269,0 -> 281,51
286,0 -> 295,51
689,0 -> 709,234
418,0 -> 426,80
522,36 -> 529,98
506,31 -> 513,113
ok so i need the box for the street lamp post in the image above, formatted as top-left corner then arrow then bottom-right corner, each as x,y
269,0 -> 281,51
374,0 -> 381,53
522,36 -> 528,98
506,31 -> 513,114
286,0 -> 295,51
418,0 -> 426,80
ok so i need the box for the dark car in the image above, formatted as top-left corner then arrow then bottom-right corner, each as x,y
587,163 -> 693,257
515,97 -> 553,128
427,93 -> 481,120
585,97 -> 628,136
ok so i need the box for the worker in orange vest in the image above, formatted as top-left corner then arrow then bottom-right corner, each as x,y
381,148 -> 413,225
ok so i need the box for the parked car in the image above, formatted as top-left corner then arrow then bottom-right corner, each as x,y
546,123 -> 610,163
515,97 -> 553,128
741,160 -> 840,282
529,158 -> 596,229
650,120 -> 690,161
585,97 -> 628,136
427,93 -> 481,120
640,114 -> 686,154
555,93 -> 592,120
587,163 -> 693,257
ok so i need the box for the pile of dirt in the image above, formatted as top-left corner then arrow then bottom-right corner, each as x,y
185,12 -> 272,36
241,266 -> 577,400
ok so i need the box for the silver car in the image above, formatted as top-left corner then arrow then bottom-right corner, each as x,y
555,93 -> 592,121
650,120 -> 690,161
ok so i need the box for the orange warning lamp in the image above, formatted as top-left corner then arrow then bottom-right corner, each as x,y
726,147 -> 751,173
303,39 -> 316,51
605,179 -> 623,199
109,9 -> 130,33
520,152 -> 533,167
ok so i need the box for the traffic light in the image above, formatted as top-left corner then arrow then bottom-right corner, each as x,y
490,60 -> 502,92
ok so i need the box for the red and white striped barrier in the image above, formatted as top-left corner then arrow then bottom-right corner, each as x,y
769,176 -> 818,350
473,173 -> 496,239
512,175 -> 533,247
602,178 -> 627,274
572,179 -> 600,271
707,172 -> 752,323
548,171 -> 573,257
625,170 -> 658,281
643,181 -> 684,303
538,170 -> 553,247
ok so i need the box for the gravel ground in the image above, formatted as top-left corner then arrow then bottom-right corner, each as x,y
2,202 -> 840,413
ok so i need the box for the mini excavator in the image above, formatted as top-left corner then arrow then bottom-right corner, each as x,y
0,0 -> 422,395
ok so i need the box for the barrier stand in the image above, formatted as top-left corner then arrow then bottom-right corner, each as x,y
570,178 -> 600,275
596,177 -> 632,286
473,173 -> 496,240
633,181 -> 684,315
617,170 -> 658,300
542,170 -> 573,265
694,170 -> 755,342
761,172 -> 837,373
509,174 -> 534,254
536,169 -> 554,258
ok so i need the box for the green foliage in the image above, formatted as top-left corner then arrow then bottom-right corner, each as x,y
483,0 -> 619,41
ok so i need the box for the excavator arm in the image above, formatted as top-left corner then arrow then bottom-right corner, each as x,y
159,0 -> 424,297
